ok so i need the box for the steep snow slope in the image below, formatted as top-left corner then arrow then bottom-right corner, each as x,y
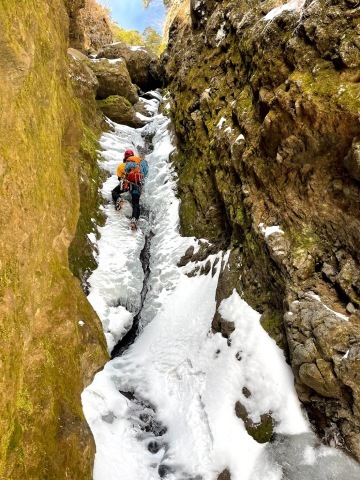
82,95 -> 360,480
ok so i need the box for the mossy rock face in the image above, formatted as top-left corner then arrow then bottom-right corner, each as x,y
68,126 -> 107,288
97,95 -> 145,127
89,58 -> 139,104
260,309 -> 286,351
67,49 -> 108,289
235,401 -> 274,444
0,2 -> 108,478
165,0 -> 360,460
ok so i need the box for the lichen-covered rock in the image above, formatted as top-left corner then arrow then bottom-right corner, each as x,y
89,58 -> 139,104
68,0 -> 113,53
97,95 -> 145,128
164,0 -> 360,459
96,42 -> 163,91
0,2 -> 108,478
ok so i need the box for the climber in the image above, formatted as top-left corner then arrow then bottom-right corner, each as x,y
124,151 -> 149,229
111,149 -> 135,210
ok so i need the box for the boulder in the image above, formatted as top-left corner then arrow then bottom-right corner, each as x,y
344,138 -> 360,181
68,48 -> 99,99
299,361 -> 342,399
134,99 -> 153,118
97,95 -> 145,128
89,58 -> 138,104
67,47 -> 88,61
96,42 -> 163,91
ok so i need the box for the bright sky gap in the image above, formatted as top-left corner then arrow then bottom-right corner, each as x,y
100,0 -> 166,34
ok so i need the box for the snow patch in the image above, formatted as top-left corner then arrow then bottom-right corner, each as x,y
234,134 -> 245,143
90,58 -> 123,64
259,223 -> 284,238
215,21 -> 227,45
135,111 -> 153,123
87,232 -> 97,244
130,45 -> 147,52
263,0 -> 306,21
217,117 -> 227,129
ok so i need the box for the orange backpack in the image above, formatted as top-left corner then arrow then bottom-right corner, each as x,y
127,165 -> 142,184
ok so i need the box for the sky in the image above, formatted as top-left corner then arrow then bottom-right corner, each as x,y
100,0 -> 166,34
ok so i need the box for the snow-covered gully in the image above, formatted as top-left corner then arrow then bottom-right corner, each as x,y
111,229 -> 155,359
81,94 -> 360,480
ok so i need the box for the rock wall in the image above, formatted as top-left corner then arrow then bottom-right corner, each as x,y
0,1 -> 108,478
69,0 -> 113,53
164,0 -> 360,459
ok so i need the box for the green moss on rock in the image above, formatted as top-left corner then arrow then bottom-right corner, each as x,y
235,401 -> 274,444
0,1 -> 108,478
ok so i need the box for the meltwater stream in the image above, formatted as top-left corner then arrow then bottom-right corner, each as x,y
82,93 -> 360,480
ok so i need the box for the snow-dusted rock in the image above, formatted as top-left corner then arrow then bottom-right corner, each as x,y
96,42 -> 163,91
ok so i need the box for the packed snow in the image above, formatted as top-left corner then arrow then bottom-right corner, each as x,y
82,92 -> 360,480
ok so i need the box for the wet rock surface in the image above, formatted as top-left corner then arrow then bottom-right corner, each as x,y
217,470 -> 231,480
344,139 -> 360,181
165,0 -> 360,460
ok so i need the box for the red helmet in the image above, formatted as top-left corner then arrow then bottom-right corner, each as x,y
124,149 -> 134,159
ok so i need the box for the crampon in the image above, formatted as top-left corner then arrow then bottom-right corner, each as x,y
129,219 -> 138,231
115,198 -> 125,211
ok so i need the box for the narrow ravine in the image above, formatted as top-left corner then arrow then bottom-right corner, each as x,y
82,93 -> 360,480
111,230 -> 154,359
